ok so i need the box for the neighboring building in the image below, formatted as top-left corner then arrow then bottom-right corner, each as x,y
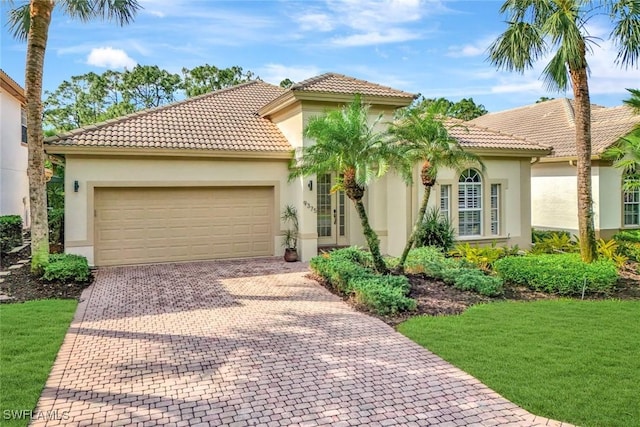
470,99 -> 639,238
45,73 -> 548,266
0,69 -> 29,227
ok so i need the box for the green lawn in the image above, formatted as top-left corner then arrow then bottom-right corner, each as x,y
398,300 -> 640,427
0,300 -> 77,427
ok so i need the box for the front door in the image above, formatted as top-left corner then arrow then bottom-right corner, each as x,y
317,173 -> 348,246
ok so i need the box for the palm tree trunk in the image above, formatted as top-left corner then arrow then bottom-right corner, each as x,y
570,56 -> 598,263
26,0 -> 54,273
398,185 -> 432,270
353,199 -> 388,274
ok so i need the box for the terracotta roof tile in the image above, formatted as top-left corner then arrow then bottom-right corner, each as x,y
446,119 -> 550,152
291,73 -> 416,98
46,81 -> 291,152
469,99 -> 639,158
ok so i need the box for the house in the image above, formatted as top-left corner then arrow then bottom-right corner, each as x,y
0,69 -> 29,227
45,73 -> 549,267
470,99 -> 639,238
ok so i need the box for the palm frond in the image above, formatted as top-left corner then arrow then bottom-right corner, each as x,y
609,0 -> 640,67
488,21 -> 546,72
6,2 -> 30,41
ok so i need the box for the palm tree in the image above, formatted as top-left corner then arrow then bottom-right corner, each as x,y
488,0 -> 639,263
7,0 -> 140,273
389,101 -> 484,270
289,95 -> 405,274
603,89 -> 640,189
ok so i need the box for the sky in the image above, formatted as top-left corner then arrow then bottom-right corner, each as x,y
1,0 -> 638,112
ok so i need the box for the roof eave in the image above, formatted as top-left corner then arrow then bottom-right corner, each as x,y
466,147 -> 552,157
44,145 -> 295,160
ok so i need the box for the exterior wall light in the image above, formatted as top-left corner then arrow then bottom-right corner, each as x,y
74,180 -> 80,192
308,180 -> 313,191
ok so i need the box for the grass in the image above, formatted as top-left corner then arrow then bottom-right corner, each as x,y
398,300 -> 640,427
0,300 -> 77,427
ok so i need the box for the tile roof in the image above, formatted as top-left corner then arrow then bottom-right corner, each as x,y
446,119 -> 551,152
469,99 -> 639,158
291,73 -> 416,98
46,81 -> 291,152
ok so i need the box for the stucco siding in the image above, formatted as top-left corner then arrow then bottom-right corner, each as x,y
532,162 -> 623,234
0,91 -> 29,225
64,155 -> 295,265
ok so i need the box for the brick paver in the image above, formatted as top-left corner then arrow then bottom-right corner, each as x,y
31,258 -> 571,426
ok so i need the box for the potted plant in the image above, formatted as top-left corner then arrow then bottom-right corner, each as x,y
281,205 -> 299,262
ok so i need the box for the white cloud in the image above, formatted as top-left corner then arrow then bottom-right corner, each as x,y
295,13 -> 334,32
86,47 -> 136,69
259,64 -> 322,85
332,29 -> 421,47
447,35 -> 496,58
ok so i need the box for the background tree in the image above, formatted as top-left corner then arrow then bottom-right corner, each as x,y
413,96 -> 488,120
7,0 -> 140,273
122,65 -> 182,109
279,78 -> 294,88
488,0 -> 639,263
536,96 -> 556,103
289,96 -> 404,274
182,64 -> 255,97
389,101 -> 483,270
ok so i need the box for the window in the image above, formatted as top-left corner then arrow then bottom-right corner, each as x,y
440,185 -> 451,220
623,174 -> 640,226
490,184 -> 500,235
317,174 -> 332,237
21,109 -> 27,144
458,169 -> 482,236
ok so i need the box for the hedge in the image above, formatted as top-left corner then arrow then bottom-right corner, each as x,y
0,215 -> 23,253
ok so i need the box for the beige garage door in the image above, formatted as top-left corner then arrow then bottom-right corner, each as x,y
95,187 -> 274,266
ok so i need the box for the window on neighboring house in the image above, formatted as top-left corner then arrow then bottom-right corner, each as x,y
440,185 -> 451,220
458,169 -> 482,236
623,174 -> 640,226
21,109 -> 27,144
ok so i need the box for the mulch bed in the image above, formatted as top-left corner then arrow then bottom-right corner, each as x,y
310,266 -> 640,327
0,245 -> 91,303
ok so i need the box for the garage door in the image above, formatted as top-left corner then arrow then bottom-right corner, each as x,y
94,187 -> 274,266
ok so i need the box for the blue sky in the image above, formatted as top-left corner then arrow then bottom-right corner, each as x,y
1,0 -> 638,112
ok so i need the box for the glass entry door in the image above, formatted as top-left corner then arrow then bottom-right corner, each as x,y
317,173 -> 348,246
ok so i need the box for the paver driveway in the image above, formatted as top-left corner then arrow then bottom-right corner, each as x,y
33,259 -> 568,427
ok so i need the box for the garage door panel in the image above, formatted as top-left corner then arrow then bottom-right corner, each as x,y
95,187 -> 274,266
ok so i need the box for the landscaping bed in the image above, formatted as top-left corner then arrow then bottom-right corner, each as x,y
0,245 -> 91,303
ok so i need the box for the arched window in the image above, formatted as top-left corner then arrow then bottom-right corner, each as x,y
458,169 -> 482,236
623,171 -> 640,226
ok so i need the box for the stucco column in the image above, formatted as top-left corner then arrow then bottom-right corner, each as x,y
293,175 -> 318,262
366,176 -> 389,255
386,172 -> 411,257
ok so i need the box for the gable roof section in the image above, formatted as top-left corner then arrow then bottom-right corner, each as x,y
469,98 -> 639,158
46,81 -> 291,154
446,119 -> 551,154
259,73 -> 416,117
0,69 -> 26,105
291,73 -> 416,98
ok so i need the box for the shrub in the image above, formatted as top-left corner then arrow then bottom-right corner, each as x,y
414,208 -> 455,252
494,253 -> 618,295
0,215 -> 23,253
352,276 -> 416,315
48,207 -> 64,247
449,242 -> 519,271
532,228 -> 571,242
616,241 -> 640,262
310,247 -> 416,315
404,246 -> 447,274
449,269 -> 504,296
613,229 -> 640,243
529,233 -> 577,254
596,239 -> 628,268
42,254 -> 90,283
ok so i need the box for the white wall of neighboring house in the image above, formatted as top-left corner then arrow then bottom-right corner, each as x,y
0,85 -> 29,227
531,162 -> 623,237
